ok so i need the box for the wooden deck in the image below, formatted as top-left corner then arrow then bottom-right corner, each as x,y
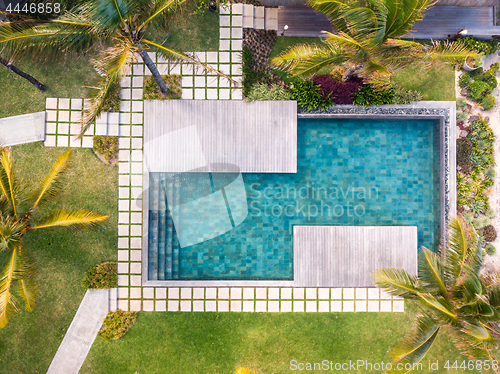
278,6 -> 333,37
293,226 -> 418,287
277,5 -> 497,39
409,6 -> 495,39
143,100 -> 297,173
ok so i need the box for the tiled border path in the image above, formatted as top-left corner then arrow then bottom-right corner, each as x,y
42,4 -> 404,313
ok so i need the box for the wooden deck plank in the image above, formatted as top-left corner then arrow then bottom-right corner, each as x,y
143,100 -> 297,173
277,5 -> 496,39
293,226 -> 418,287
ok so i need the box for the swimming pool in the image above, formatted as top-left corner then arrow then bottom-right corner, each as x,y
147,117 -> 441,281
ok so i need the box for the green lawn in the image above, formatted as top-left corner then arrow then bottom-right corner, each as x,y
0,56 -> 98,119
0,142 -> 117,374
146,3 -> 219,52
393,65 -> 456,101
81,302 -> 474,374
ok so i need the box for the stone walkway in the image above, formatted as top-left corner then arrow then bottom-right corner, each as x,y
46,289 -> 115,374
0,111 -> 45,146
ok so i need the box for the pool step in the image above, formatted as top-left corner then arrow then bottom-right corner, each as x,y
147,174 -> 159,280
171,175 -> 181,279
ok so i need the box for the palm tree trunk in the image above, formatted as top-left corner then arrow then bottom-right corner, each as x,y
342,63 -> 364,83
0,57 -> 47,91
138,49 -> 169,95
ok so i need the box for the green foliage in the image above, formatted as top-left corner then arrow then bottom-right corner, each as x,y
456,97 -> 467,111
242,46 -> 271,98
481,94 -> 496,111
470,200 -> 485,214
245,83 -> 292,102
93,136 -> 118,163
463,36 -> 498,56
352,85 -> 394,106
101,82 -> 121,112
468,80 -> 492,99
143,75 -> 181,100
489,62 -> 500,74
194,0 -> 229,13
392,85 -> 422,104
290,79 -> 332,111
82,262 -> 117,289
458,74 -> 473,89
456,111 -> 468,122
98,310 -> 138,342
485,168 -> 496,179
485,243 -> 496,255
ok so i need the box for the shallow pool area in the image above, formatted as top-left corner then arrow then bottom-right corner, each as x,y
147,117 -> 441,281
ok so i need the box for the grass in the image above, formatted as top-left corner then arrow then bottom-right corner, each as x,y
0,56 -> 98,119
81,302 -> 476,374
393,64 -> 456,101
0,142 -> 117,374
146,2 -> 219,52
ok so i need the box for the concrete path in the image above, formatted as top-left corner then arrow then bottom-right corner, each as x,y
46,289 -> 115,374
0,111 -> 45,146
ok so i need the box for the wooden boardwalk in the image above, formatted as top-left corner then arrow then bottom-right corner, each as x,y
293,226 -> 418,287
277,5 -> 498,39
143,100 -> 297,173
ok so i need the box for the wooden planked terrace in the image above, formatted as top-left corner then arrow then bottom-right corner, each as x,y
143,100 -> 297,173
277,5 -> 499,39
293,226 -> 418,287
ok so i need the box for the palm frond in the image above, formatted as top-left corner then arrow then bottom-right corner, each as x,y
235,367 -> 261,374
79,42 -> 137,137
0,247 -> 21,328
32,209 -> 109,231
418,247 -> 447,296
449,324 -> 497,361
417,294 -> 458,323
0,148 -> 19,219
372,268 -> 420,298
30,150 -> 72,210
271,43 -> 348,77
307,0 -> 351,33
387,314 -> 439,373
139,0 -> 186,31
141,39 -> 237,86
81,0 -> 134,30
419,40 -> 477,66
12,248 -> 36,312
0,215 -> 25,252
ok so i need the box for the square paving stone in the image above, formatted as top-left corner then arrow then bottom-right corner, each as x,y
118,275 -> 128,286
206,288 -> 217,299
132,89 -> 143,100
343,288 -> 355,299
57,136 -> 69,147
220,16 -> 230,26
230,288 -> 242,299
219,89 -> 230,100
232,3 -> 242,14
46,111 -> 57,122
293,301 -> 304,312
255,288 -> 266,299
131,113 -> 143,124
331,300 -> 342,312
69,137 -> 82,148
205,300 -> 216,311
117,250 -> 129,261
168,288 -> 180,299
219,52 -> 230,63
130,250 -> 141,261
58,111 -> 70,122
130,288 -> 142,299
218,288 -> 229,299
181,288 -> 192,299
119,125 -> 131,136
306,301 -> 317,312
132,101 -> 143,112
143,300 -> 154,311
219,39 -> 230,51
130,275 -> 141,286
59,98 -> 70,110
281,288 -> 292,299
120,77 -> 131,87
380,300 -> 392,312
243,288 -> 254,299
268,301 -> 279,312
168,300 -> 179,311
368,288 -> 380,299
242,300 -> 254,312
194,89 -> 205,99
130,262 -> 141,274
231,301 -> 242,312
108,124 -> 119,136
193,301 -> 204,311
121,89 -> 131,100
231,39 -> 242,51
306,288 -> 317,299
255,301 -> 266,312
44,135 -> 56,147
155,300 -> 166,311
46,122 -> 57,134
318,301 -> 330,312
180,301 -> 191,311
193,288 -> 205,299
268,288 -> 279,299
118,287 -> 129,298
393,300 -> 405,312
281,301 -> 292,312
156,288 -> 167,299
207,89 -> 218,99
182,76 -> 193,87
355,300 -> 367,312
368,301 -> 379,312
46,98 -> 58,109
343,300 -> 355,312
231,27 -> 243,39
293,288 -> 304,299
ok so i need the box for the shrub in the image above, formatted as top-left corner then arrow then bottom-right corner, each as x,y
485,168 -> 496,179
457,138 -> 474,172
392,85 -> 422,104
93,136 -> 118,163
485,243 -> 496,255
290,79 -> 332,110
476,71 -> 498,90
98,310 -> 138,342
464,36 -> 498,56
311,74 -> 363,104
470,200 -> 485,214
456,111 -> 468,122
456,97 -> 467,111
242,46 -> 270,97
489,62 -> 500,75
82,262 -> 117,289
458,74 -> 473,89
484,225 -> 497,242
245,83 -> 292,101
481,94 -> 496,111
352,85 -> 394,106
143,75 -> 181,100
468,80 -> 492,99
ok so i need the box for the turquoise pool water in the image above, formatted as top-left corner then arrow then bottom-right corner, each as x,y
148,118 -> 441,280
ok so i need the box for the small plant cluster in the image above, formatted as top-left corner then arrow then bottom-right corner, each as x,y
82,262 -> 117,289
143,75 -> 181,100
290,79 -> 332,111
98,309 -> 138,342
93,136 -> 118,164
463,36 -> 499,56
194,0 -> 229,13
459,63 -> 499,111
102,82 -> 121,112
244,83 -> 291,101
457,116 -> 497,251
352,85 -> 394,106
242,29 -> 285,97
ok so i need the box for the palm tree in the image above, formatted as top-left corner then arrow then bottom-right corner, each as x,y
271,0 -> 476,85
0,148 -> 109,328
373,216 -> 500,373
0,0 -> 233,136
